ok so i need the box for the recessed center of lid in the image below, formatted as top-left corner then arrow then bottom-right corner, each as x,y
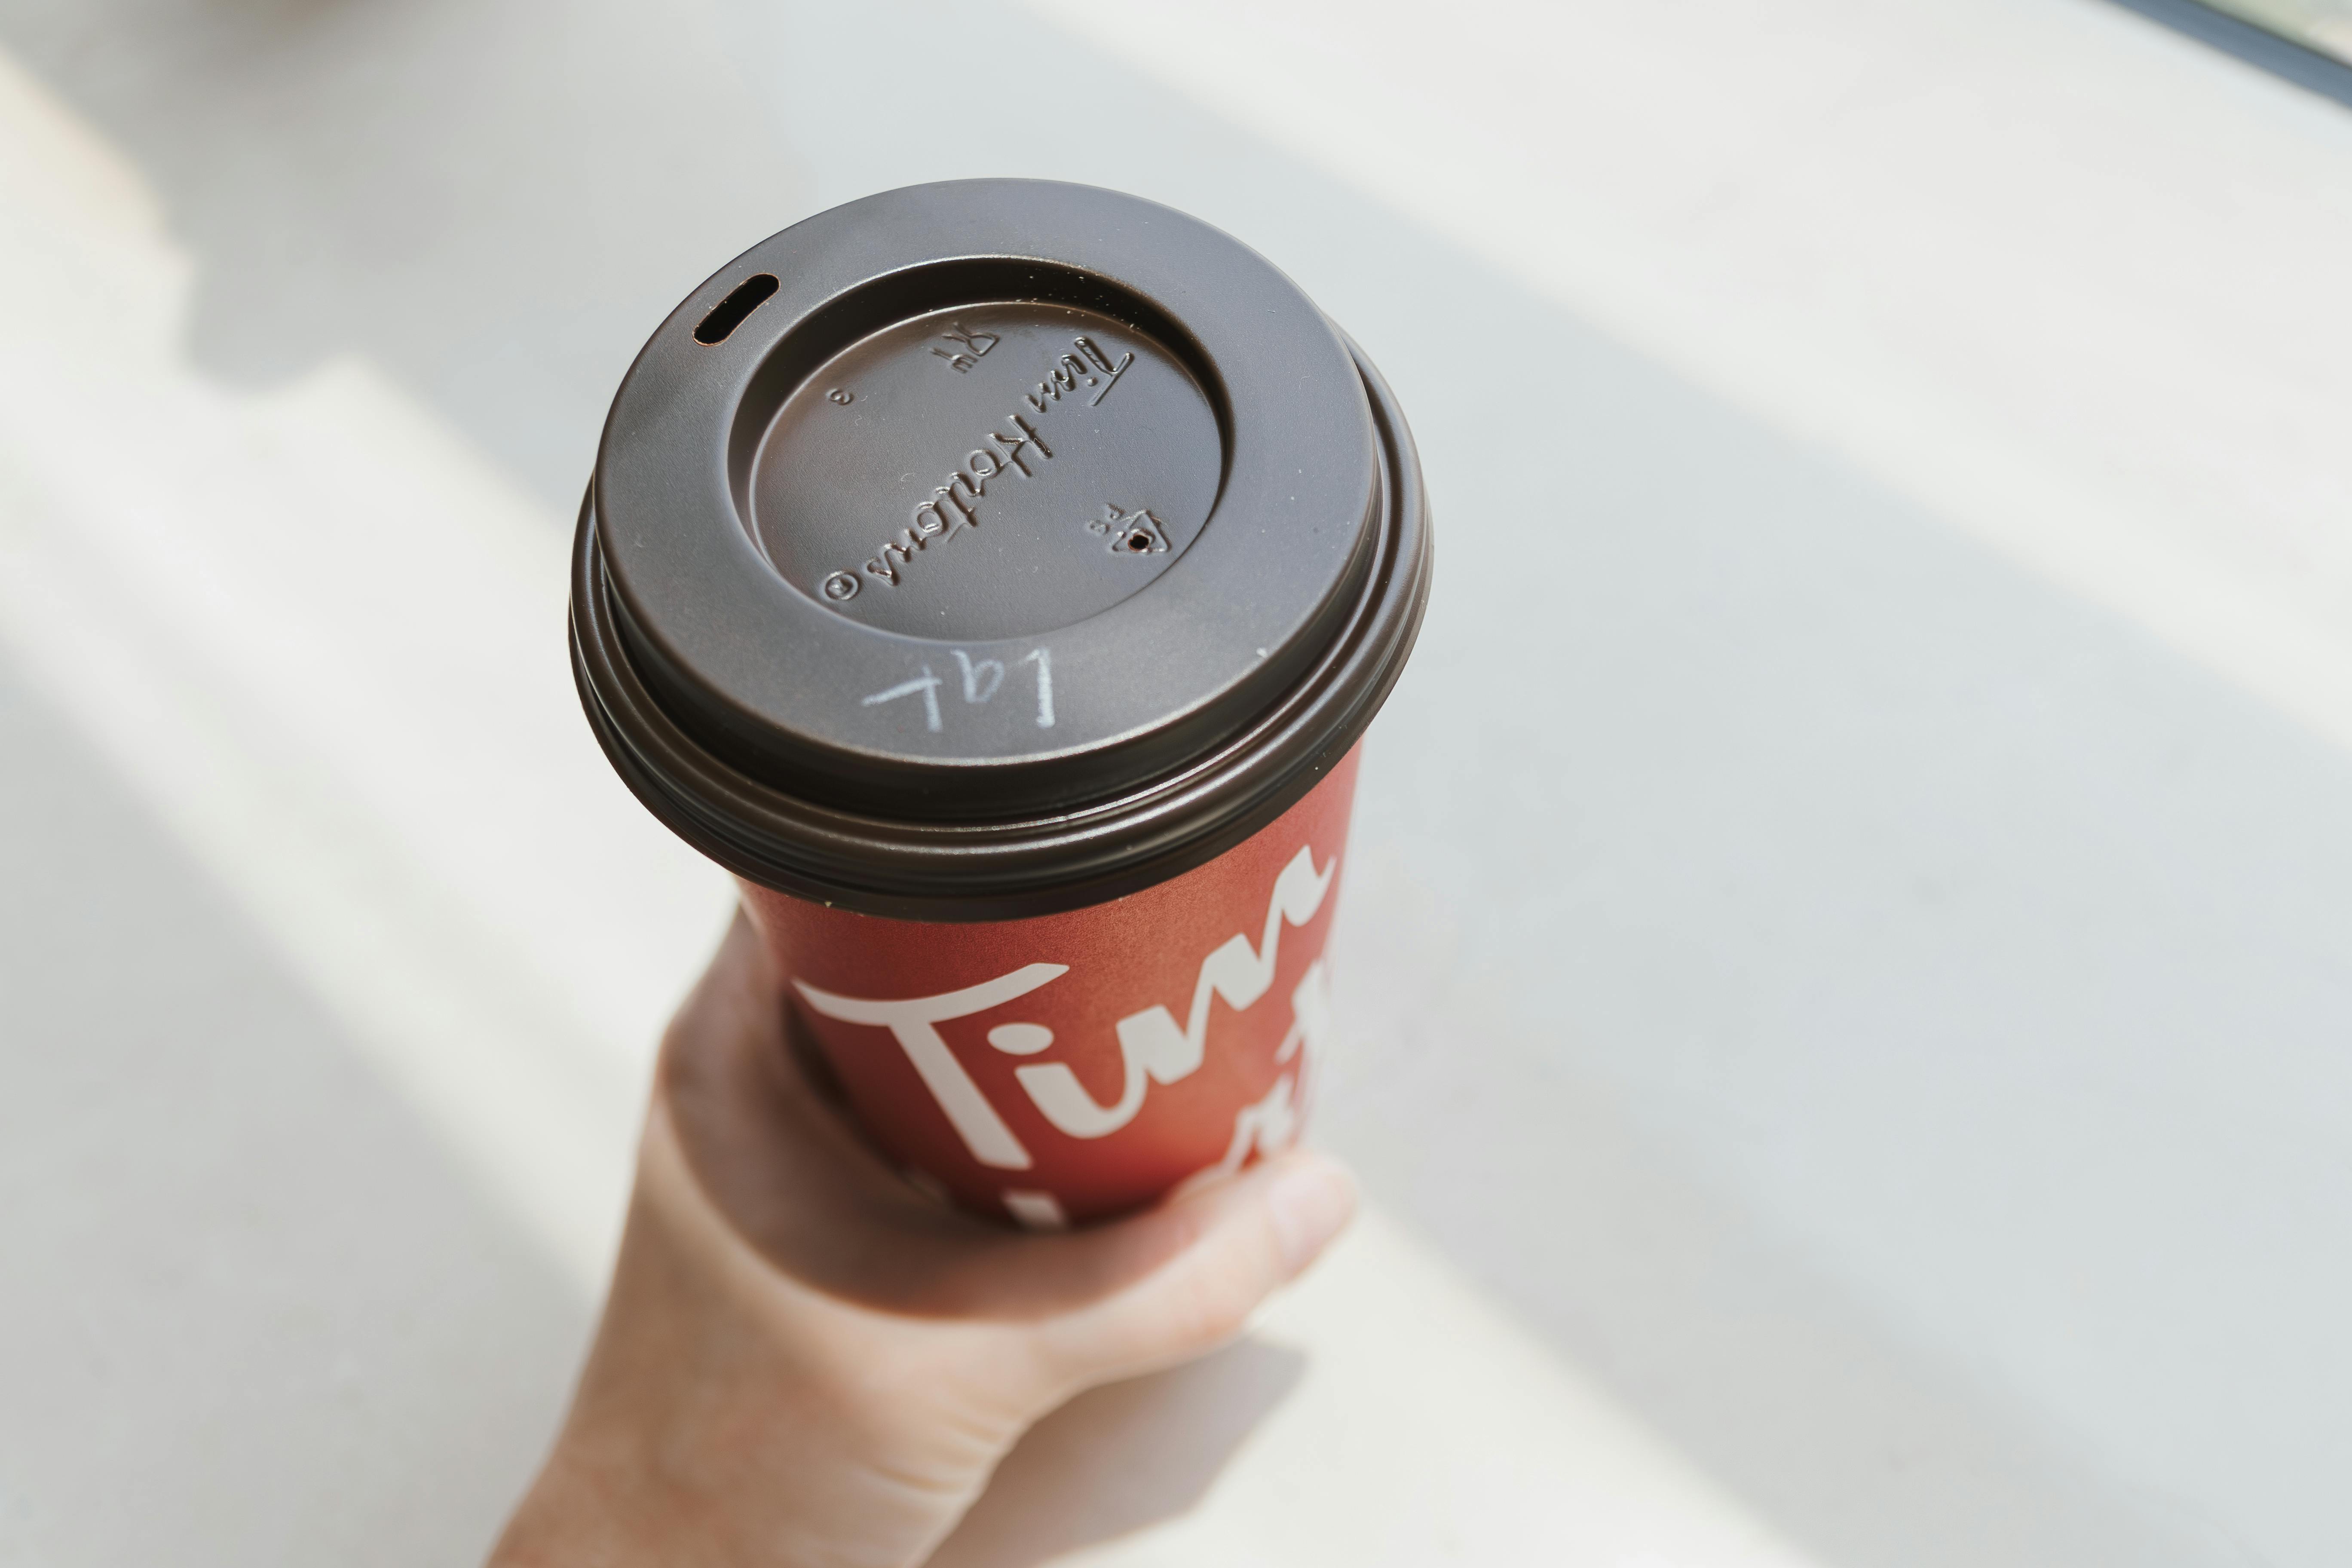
750,302 -> 1221,641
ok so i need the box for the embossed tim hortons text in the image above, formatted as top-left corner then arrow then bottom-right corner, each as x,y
1026,335 -> 1131,413
817,413 -> 1054,603
817,331 -> 1144,606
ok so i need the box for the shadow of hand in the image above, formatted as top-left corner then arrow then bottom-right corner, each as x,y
489,912 -> 1355,1568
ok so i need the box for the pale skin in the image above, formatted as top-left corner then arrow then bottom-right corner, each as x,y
488,912 -> 1359,1568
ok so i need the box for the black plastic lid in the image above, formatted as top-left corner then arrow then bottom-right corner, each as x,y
572,180 -> 1430,919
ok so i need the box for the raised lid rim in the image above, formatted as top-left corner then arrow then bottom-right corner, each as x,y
571,336 -> 1431,921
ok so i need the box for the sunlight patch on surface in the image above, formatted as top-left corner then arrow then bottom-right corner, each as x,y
1019,0 -> 2352,756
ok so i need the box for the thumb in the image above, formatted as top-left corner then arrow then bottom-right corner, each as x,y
1039,1150 -> 1358,1393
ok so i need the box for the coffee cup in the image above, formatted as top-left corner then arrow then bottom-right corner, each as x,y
571,180 -> 1430,1225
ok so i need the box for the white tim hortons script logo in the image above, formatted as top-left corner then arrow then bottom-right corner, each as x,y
792,845 -> 1337,1221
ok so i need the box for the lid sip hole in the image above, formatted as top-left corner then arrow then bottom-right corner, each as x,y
695,273 -> 781,345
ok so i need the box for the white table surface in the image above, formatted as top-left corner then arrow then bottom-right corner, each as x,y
2,2 -> 2347,1565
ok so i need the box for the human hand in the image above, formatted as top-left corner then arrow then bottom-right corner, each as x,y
487,911 -> 1358,1568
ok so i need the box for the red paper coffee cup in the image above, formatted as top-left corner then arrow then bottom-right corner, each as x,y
570,181 -> 1430,1224
738,751 -> 1358,1226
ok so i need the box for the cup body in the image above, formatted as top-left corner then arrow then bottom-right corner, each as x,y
741,750 -> 1359,1227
